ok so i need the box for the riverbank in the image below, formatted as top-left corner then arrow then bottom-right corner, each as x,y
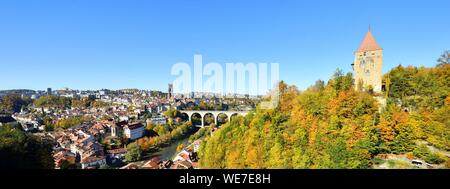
121,128 -> 197,169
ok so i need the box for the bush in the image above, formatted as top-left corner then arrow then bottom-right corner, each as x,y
406,152 -> 414,160
424,152 -> 446,164
372,157 -> 385,165
413,144 -> 430,158
44,124 -> 54,132
189,127 -> 208,142
176,144 -> 185,153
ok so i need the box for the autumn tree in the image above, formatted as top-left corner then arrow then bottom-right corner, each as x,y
0,95 -> 31,113
199,59 -> 450,169
125,142 -> 142,162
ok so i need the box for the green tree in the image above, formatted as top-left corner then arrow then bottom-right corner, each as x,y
330,69 -> 354,94
72,97 -> 93,109
54,116 -> 89,129
60,160 -> 77,169
125,142 -> 142,162
176,144 -> 185,152
0,125 -> 54,169
34,96 -> 72,109
0,95 -> 31,113
437,50 -> 449,66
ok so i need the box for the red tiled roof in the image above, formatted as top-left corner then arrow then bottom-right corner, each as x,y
81,156 -> 105,164
126,122 -> 144,130
107,148 -> 127,154
356,30 -> 382,52
142,160 -> 160,169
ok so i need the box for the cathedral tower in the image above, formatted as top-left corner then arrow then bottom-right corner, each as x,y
353,28 -> 383,93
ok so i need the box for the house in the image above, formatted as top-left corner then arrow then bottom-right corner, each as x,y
171,160 -> 193,169
173,150 -> 191,162
123,122 -> 145,140
53,150 -> 76,169
69,130 -> 95,154
57,135 -> 72,149
88,123 -> 107,138
12,114 -> 40,131
142,157 -> 161,169
119,115 -> 129,122
80,156 -> 107,169
107,148 -> 127,160
77,141 -> 104,160
149,117 -> 167,125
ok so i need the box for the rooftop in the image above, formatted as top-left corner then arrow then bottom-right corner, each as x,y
356,29 -> 382,52
125,122 -> 144,130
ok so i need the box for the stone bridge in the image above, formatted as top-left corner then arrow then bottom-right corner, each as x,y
179,110 -> 249,127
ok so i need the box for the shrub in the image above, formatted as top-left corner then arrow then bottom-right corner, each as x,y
424,152 -> 445,164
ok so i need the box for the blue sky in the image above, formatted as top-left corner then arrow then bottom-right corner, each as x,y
0,0 -> 449,92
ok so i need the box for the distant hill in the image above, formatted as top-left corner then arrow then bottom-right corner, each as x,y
0,89 -> 36,95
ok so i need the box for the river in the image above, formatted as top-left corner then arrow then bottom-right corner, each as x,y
151,137 -> 191,160
125,129 -> 198,168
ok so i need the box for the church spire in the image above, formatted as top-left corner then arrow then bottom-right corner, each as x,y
356,28 -> 382,52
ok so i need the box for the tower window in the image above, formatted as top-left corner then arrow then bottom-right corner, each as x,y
360,60 -> 366,69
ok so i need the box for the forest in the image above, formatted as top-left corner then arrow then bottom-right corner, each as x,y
198,59 -> 449,169
0,124 -> 54,169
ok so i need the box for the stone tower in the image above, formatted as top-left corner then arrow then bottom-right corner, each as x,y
353,28 -> 383,93
168,83 -> 173,100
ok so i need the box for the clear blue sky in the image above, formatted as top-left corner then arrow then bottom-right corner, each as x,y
0,0 -> 449,92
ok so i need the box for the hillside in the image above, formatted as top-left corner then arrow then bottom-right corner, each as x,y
198,63 -> 449,169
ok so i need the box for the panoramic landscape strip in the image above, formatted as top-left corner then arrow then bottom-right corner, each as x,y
0,0 -> 449,176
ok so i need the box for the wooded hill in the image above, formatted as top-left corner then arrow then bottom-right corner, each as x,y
198,56 -> 449,169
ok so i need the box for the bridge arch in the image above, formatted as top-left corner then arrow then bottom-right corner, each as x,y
230,113 -> 239,121
203,113 -> 215,126
179,110 -> 249,127
190,112 -> 203,126
216,113 -> 229,126
180,112 -> 189,122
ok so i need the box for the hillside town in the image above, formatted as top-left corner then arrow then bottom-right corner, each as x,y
0,85 -> 259,169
